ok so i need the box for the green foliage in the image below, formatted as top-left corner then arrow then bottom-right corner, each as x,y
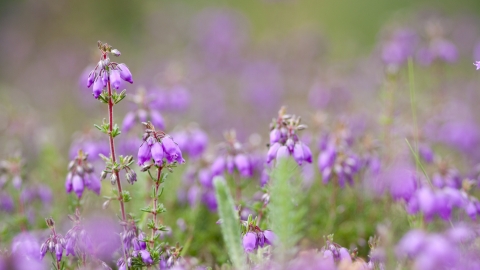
268,159 -> 307,260
214,177 -> 246,270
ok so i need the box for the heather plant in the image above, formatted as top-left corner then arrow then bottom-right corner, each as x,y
6,5 -> 480,270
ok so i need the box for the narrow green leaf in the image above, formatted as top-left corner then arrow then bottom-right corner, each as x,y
214,177 -> 246,270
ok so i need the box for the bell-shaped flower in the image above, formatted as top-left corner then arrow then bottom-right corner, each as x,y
242,232 -> 257,253
137,143 -> 152,166
92,78 -> 103,99
72,175 -> 84,198
109,69 -> 122,89
117,63 -> 133,84
151,142 -> 164,166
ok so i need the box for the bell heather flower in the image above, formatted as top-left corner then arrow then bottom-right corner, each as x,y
210,130 -> 254,178
121,88 -> 166,132
137,122 -> 185,168
171,124 -> 209,159
86,43 -> 133,99
65,150 -> 100,198
243,232 -> 257,253
40,218 -> 65,263
266,107 -> 312,166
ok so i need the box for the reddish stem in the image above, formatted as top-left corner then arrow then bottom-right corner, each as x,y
105,53 -> 127,223
150,166 -> 163,248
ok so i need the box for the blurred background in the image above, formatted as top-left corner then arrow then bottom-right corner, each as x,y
3,0 -> 480,268
2,0 -> 480,152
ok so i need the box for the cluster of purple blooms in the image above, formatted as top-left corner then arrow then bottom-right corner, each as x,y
396,226 -> 480,270
181,165 -> 218,212
118,221 -> 154,269
171,125 -> 208,160
86,43 -> 133,99
317,128 -> 361,187
380,21 -> 458,68
266,108 -> 313,166
137,122 -> 185,167
242,227 -> 276,253
210,130 -> 254,178
122,88 -> 165,132
64,150 -> 101,198
40,221 -> 65,262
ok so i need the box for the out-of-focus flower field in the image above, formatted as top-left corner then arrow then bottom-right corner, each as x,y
2,0 -> 480,269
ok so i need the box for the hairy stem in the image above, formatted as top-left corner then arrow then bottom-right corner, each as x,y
150,166 -> 163,248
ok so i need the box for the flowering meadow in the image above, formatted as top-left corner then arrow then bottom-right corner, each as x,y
3,1 -> 480,269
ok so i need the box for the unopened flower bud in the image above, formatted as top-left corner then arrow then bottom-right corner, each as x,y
111,49 -> 121,57
45,217 -> 55,227
102,200 -> 110,209
98,60 -> 105,70
68,160 -> 75,171
110,173 -> 118,185
101,170 -> 108,179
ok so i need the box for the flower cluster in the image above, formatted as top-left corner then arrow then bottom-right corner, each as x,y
319,235 -> 353,264
118,220 -> 154,269
266,107 -> 312,166
242,229 -> 276,253
40,218 -> 65,262
241,218 -> 276,253
180,163 -> 218,212
406,184 -> 480,222
122,88 -> 165,132
171,124 -> 208,159
416,21 -> 458,65
396,226 -> 479,270
381,28 -> 417,67
137,122 -> 185,168
317,128 -> 361,187
63,211 -> 93,259
210,130 -> 254,178
86,41 -> 133,99
65,150 -> 100,198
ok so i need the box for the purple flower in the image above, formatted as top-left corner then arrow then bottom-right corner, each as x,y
276,145 -> 290,160
211,156 -> 226,176
122,112 -> 136,132
137,142 -> 152,166
109,69 -> 122,89
264,230 -> 276,245
162,136 -> 184,164
270,129 -> 281,144
117,63 -> 133,84
139,250 -> 153,265
267,143 -> 281,163
72,174 -> 84,198
150,110 -> 165,131
234,154 -> 252,177
198,168 -> 213,188
396,230 -> 426,258
338,248 -> 351,263
65,172 -> 73,193
92,78 -> 103,99
417,187 -> 437,221
151,142 -> 165,166
55,243 -> 63,262
243,232 -> 257,253
293,143 -> 305,165
87,71 -> 95,88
